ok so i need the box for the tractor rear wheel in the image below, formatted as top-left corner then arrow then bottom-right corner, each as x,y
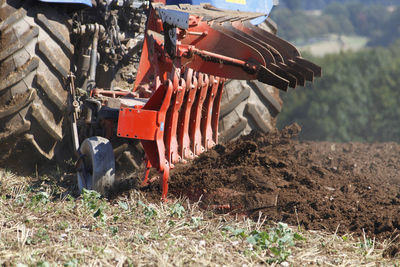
0,0 -> 72,167
218,20 -> 282,142
218,80 -> 282,143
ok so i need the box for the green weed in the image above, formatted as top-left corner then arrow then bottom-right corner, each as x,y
109,226 -> 118,236
31,192 -> 50,206
190,217 -> 202,228
359,232 -> 375,256
36,261 -> 50,267
15,194 -> 26,206
135,234 -> 147,244
81,189 -> 107,223
118,201 -> 129,211
359,238 -> 374,250
64,259 -> 78,267
137,201 -> 157,218
169,203 -> 185,218
26,228 -> 50,245
57,221 -> 70,231
223,222 -> 305,263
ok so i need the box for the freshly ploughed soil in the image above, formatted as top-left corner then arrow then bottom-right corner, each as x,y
166,124 -> 400,240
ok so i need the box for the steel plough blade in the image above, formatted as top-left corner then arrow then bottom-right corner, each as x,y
155,3 -> 321,91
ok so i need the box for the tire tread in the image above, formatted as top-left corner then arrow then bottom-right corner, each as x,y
0,1 -> 72,164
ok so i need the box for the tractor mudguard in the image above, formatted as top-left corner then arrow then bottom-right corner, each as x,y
39,0 -> 92,7
166,0 -> 276,24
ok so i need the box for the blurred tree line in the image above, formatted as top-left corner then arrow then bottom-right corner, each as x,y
270,2 -> 400,46
280,0 -> 399,10
277,42 -> 400,142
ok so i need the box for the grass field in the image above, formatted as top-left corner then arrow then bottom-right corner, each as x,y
0,169 -> 398,266
298,34 -> 369,57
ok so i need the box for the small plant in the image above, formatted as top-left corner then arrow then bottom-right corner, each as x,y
222,226 -> 247,238
118,201 -> 129,211
81,189 -> 107,223
31,192 -> 50,206
359,232 -> 375,256
28,192 -> 50,212
137,201 -> 157,218
65,194 -> 76,209
36,261 -> 50,267
26,228 -> 50,245
64,259 -> 78,267
81,189 -> 101,209
39,174 -> 50,181
66,195 -> 75,202
57,221 -> 70,231
223,222 -> 305,263
36,228 -> 50,242
359,238 -> 374,250
190,216 -> 202,228
15,194 -> 26,205
109,226 -> 118,236
169,203 -> 185,218
135,234 -> 146,244
249,223 -> 305,263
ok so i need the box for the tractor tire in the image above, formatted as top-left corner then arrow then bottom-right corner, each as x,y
218,20 -> 282,143
0,0 -> 72,167
218,80 -> 282,143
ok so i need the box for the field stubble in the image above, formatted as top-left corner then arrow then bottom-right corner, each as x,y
0,124 -> 399,265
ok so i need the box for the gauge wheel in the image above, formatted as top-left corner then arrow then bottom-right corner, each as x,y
77,136 -> 115,196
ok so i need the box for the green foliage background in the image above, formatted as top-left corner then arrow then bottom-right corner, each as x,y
277,42 -> 400,142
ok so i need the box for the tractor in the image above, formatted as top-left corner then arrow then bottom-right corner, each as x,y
0,0 -> 320,199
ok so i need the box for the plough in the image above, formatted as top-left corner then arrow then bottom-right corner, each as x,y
71,1 -> 321,199
0,0 -> 320,196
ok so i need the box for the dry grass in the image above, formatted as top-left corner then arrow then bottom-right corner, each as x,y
0,168 -> 399,266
